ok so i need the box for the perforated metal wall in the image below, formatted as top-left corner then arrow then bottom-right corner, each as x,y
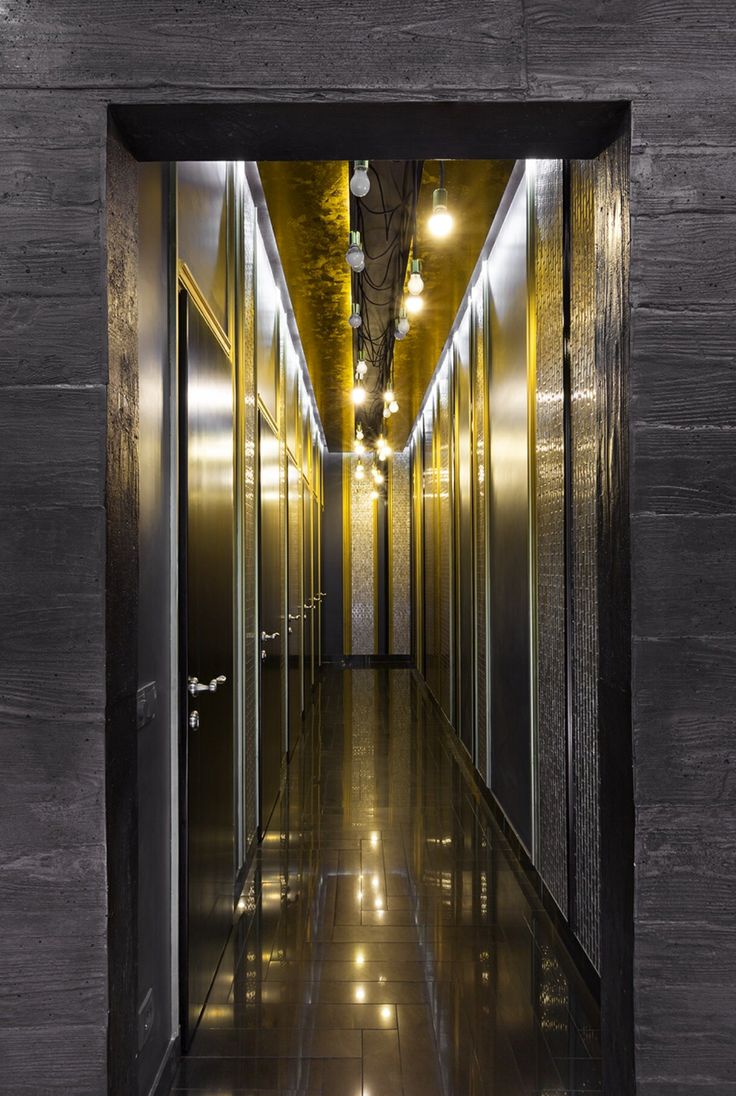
533,160 -> 568,917
350,458 -> 376,655
570,159 -> 601,970
390,450 -> 411,656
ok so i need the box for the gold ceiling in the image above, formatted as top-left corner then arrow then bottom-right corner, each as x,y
259,159 -> 514,451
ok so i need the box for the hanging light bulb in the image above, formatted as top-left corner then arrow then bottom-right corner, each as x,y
355,461 -> 365,481
350,160 -> 371,198
384,388 -> 395,405
428,164 -> 453,238
396,309 -> 410,338
354,439 -> 365,455
370,489 -> 380,501
348,301 -> 362,328
389,398 -> 399,414
351,382 -> 366,405
405,294 -> 423,315
345,230 -> 365,272
372,466 -> 384,485
394,323 -> 406,342
356,423 -> 364,441
356,355 -> 368,379
383,406 -> 391,418
407,258 -> 424,296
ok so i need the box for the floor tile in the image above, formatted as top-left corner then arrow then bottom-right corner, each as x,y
171,668 -> 602,1096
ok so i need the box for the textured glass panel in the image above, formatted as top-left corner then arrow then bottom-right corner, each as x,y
350,456 -> 375,655
533,160 -> 568,916
571,158 -> 600,971
390,450 -> 411,656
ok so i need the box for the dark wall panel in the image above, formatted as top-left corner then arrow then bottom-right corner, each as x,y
136,161 -> 174,1093
322,453 -> 344,658
488,177 -> 533,852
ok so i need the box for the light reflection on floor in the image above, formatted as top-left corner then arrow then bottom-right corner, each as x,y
172,668 -> 601,1095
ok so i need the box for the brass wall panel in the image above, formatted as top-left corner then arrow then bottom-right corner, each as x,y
472,285 -> 489,785
571,158 -> 601,971
349,457 -> 376,655
487,177 -> 533,852
178,161 -> 229,334
255,225 -> 280,425
390,450 -> 411,656
532,160 -> 568,916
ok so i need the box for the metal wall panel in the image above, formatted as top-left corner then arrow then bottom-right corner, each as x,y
570,159 -> 601,970
437,368 -> 454,722
242,179 -> 258,853
177,161 -> 229,333
422,403 -> 438,696
532,160 -> 568,916
472,284 -> 489,785
454,312 -> 474,756
321,453 -> 344,657
488,177 -> 533,852
255,225 -> 279,425
350,457 -> 376,655
390,450 -> 411,656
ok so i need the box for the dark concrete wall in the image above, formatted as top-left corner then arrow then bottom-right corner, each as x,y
0,4 -> 734,1094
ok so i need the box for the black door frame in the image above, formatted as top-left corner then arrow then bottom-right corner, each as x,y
107,99 -> 632,1095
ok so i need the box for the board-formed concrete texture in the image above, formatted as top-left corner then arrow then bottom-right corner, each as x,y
1,3 -> 734,1094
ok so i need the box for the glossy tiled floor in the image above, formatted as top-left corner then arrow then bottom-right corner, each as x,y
172,668 -> 601,1095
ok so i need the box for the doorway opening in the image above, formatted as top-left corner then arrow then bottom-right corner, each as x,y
106,100 -> 632,1096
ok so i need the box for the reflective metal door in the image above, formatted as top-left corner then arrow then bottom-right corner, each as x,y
287,458 -> 303,753
258,414 -> 284,830
454,320 -> 475,758
302,483 -> 313,694
180,292 -> 234,1045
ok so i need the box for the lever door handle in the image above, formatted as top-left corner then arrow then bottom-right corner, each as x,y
260,630 -> 280,642
288,613 -> 301,621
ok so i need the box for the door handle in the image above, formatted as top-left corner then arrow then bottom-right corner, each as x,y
303,601 -> 313,610
260,630 -> 280,641
189,710 -> 200,730
188,674 -> 227,696
288,613 -> 301,621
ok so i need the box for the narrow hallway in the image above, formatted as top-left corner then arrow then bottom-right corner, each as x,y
172,669 -> 601,1095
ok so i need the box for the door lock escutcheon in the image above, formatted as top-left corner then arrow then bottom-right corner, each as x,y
189,710 -> 200,731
